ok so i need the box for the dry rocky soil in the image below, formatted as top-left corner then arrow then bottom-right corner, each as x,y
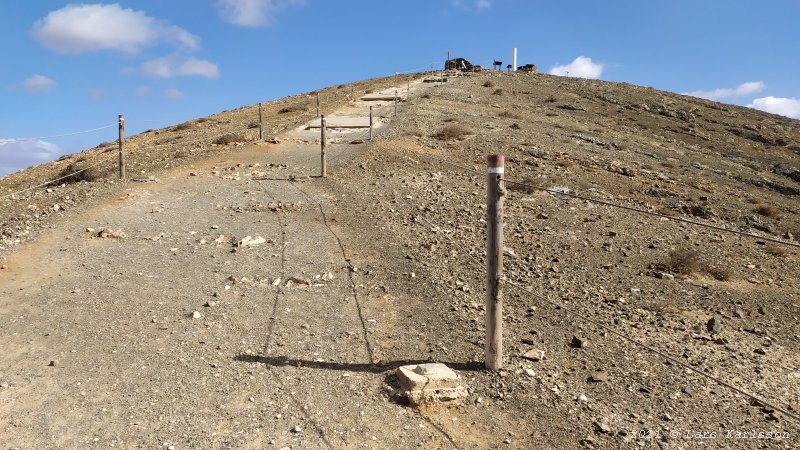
1,71 -> 799,449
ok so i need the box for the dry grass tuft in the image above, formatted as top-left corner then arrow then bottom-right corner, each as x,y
492,89 -> 504,96
754,204 -> 780,219
764,244 -> 788,257
499,110 -> 522,119
433,125 -> 470,140
54,158 -> 110,184
173,122 -> 193,131
277,104 -> 308,114
667,248 -> 701,275
482,81 -> 494,88
213,134 -> 247,145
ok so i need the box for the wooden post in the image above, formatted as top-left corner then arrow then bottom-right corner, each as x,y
258,102 -> 263,141
485,154 -> 505,370
118,114 -> 125,179
394,90 -> 398,117
369,106 -> 373,140
316,92 -> 320,118
320,115 -> 327,178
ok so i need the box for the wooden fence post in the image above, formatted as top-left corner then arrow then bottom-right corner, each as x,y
369,106 -> 373,140
316,92 -> 320,118
118,114 -> 125,179
485,154 -> 505,370
394,90 -> 398,117
258,103 -> 263,141
320,115 -> 327,178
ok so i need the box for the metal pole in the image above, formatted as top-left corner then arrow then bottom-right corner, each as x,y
317,92 -> 320,118
118,114 -> 125,179
369,106 -> 373,140
258,103 -> 263,141
485,154 -> 505,370
320,115 -> 327,178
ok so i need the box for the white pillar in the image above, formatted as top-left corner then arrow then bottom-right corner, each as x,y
512,48 -> 517,72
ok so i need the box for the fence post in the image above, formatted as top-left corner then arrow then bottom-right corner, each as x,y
320,115 -> 327,178
258,102 -> 263,141
118,114 -> 125,179
316,92 -> 320,118
394,90 -> 398,117
485,154 -> 505,370
369,106 -> 373,140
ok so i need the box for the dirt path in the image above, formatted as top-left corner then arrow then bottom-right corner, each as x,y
0,83 -> 466,449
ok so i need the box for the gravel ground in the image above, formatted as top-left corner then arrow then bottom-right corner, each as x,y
1,71 -> 799,449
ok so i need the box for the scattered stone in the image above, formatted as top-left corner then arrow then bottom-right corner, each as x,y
522,349 -> 545,361
192,311 -> 203,319
710,386 -> 722,395
394,363 -> 466,406
95,228 -> 127,239
589,371 -> 609,382
524,368 -> 535,377
236,236 -> 267,247
578,394 -> 588,402
593,420 -> 612,434
521,338 -> 535,345
570,336 -> 588,348
49,360 -> 59,367
287,276 -> 311,286
754,347 -> 767,355
0,382 -> 9,388
350,139 -> 365,144
204,301 -> 217,308
707,316 -> 722,334
291,425 -> 302,433
0,265 -> 6,270
656,272 -> 675,280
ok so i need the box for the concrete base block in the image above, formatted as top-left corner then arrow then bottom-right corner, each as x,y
395,363 -> 466,406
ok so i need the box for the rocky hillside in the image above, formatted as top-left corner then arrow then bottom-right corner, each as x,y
1,70 -> 798,449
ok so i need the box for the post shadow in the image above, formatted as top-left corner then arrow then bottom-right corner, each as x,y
234,354 -> 484,373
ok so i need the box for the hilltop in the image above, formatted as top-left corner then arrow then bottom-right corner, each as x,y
1,71 -> 798,449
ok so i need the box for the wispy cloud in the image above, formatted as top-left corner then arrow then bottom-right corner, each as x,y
684,81 -> 765,101
23,74 -> 56,94
0,139 -> 61,175
747,96 -> 800,119
135,86 -> 152,96
216,0 -> 305,27
139,55 -> 220,79
549,56 -> 604,79
451,0 -> 493,11
32,4 -> 199,54
164,88 -> 184,99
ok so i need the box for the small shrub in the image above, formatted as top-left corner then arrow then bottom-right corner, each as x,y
433,125 -> 469,140
173,122 -> 193,131
667,248 -> 700,275
545,95 -> 557,103
365,89 -> 374,94
443,117 -> 458,123
196,117 -> 210,124
54,159 -> 109,184
482,81 -> 494,88
492,89 -> 504,95
247,121 -> 259,129
764,244 -> 787,257
754,204 -> 780,219
499,110 -> 521,119
407,130 -> 423,137
706,266 -> 731,281
213,134 -> 247,145
278,104 -> 308,114
421,93 -> 431,99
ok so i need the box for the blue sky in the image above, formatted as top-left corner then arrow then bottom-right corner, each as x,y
1,0 -> 799,175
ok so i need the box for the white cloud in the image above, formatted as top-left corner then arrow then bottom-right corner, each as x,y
164,88 -> 184,99
139,55 -> 220,79
0,139 -> 61,175
684,81 -> 765,101
549,56 -> 604,79
31,4 -> 199,54
747,96 -> 800,119
135,86 -> 151,96
23,74 -> 56,94
216,0 -> 304,27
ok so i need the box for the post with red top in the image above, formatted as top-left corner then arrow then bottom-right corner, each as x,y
486,154 -> 505,370
118,114 -> 125,179
320,115 -> 327,178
